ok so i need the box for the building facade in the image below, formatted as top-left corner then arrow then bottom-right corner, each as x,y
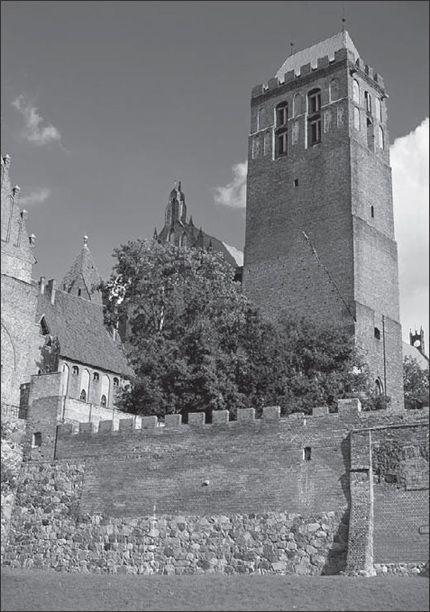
243,31 -> 404,409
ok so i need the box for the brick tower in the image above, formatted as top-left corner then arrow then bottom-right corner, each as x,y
242,31 -> 404,409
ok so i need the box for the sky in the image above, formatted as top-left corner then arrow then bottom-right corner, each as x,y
1,1 -> 428,345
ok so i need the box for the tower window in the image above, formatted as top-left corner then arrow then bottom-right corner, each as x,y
80,389 -> 87,402
257,107 -> 266,131
307,89 -> 322,147
72,366 -> 79,375
364,91 -> 372,115
276,131 -> 288,156
378,126 -> 384,150
303,447 -> 312,461
93,372 -> 100,382
252,135 -> 261,159
100,394 -> 107,407
293,93 -> 303,117
375,97 -> 382,121
374,327 -> 381,340
294,179 -> 299,187
371,206 -> 375,218
78,288 -> 82,296
354,107 -> 360,131
276,102 -> 288,127
32,432 -> 42,447
353,79 -> 360,104
263,131 -> 271,156
308,118 -> 321,146
113,377 -> 119,387
329,78 -> 340,102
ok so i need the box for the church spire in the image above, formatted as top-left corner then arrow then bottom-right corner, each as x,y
60,235 -> 103,304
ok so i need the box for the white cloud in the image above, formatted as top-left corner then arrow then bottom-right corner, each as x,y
391,118 -> 429,342
214,161 -> 247,209
222,242 -> 244,266
19,188 -> 52,206
12,95 -> 61,146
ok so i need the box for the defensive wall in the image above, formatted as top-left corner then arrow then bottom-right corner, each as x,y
2,398 -> 428,576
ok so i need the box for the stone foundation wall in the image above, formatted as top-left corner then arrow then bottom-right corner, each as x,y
2,462 -> 348,575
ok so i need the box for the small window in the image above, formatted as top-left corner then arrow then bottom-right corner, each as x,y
353,79 -> 360,104
374,327 -> 381,340
375,378 -> 383,395
364,91 -> 372,115
80,389 -> 87,402
371,206 -> 375,218
308,90 -> 321,114
72,366 -> 79,375
113,377 -> 119,387
276,131 -> 288,156
303,447 -> 312,461
375,97 -> 382,121
32,432 -> 42,447
378,126 -> 384,149
276,103 -> 288,127
294,179 -> 299,187
354,107 -> 360,131
308,117 -> 321,146
100,394 -> 107,407
93,372 -> 100,382
78,288 -> 82,296
40,316 -> 49,336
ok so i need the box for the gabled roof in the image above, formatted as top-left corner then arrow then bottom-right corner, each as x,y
61,237 -> 103,305
36,288 -> 132,377
275,30 -> 360,81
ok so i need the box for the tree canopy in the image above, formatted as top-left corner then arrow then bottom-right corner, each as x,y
100,240 -> 375,420
403,355 -> 429,410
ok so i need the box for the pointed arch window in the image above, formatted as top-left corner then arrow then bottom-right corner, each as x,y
293,93 -> 303,117
329,79 -> 340,102
100,394 -> 107,407
257,107 -> 266,131
378,126 -> 384,150
353,79 -> 360,104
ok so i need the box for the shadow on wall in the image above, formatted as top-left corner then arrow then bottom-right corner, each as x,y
322,435 -> 351,575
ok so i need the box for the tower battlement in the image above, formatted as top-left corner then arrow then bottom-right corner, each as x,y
251,48 -> 385,100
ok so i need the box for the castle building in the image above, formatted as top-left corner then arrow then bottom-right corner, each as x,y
242,31 -> 404,409
1,151 -> 132,430
156,181 -> 242,275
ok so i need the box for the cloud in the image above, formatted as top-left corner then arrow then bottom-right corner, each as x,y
222,242 -> 244,267
391,118 -> 429,341
214,161 -> 247,209
12,95 -> 61,146
19,188 -> 52,206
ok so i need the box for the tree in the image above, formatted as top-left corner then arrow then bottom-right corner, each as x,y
403,355 -> 429,409
100,239 -> 374,419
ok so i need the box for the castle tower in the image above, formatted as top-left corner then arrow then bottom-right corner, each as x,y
60,235 -> 103,304
242,31 -> 404,409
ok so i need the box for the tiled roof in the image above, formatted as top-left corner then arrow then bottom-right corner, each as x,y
61,240 -> 103,305
37,289 -> 132,376
275,30 -> 360,81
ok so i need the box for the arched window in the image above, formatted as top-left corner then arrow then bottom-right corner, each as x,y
293,93 -> 303,117
329,79 -> 340,102
375,97 -> 382,121
93,372 -> 100,382
307,89 -> 321,146
353,79 -> 360,104
80,389 -> 87,402
72,365 -> 79,376
180,233 -> 188,247
113,377 -> 119,387
375,378 -> 384,395
100,374 -> 110,407
364,91 -> 372,114
168,229 -> 175,244
100,394 -> 107,407
81,369 -> 90,402
257,107 -> 266,131
276,102 -> 288,127
378,126 -> 384,149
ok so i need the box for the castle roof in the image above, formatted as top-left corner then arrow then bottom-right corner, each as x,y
60,236 -> 103,305
275,30 -> 360,81
37,288 -> 132,377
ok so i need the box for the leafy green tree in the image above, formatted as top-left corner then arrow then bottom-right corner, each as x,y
101,239 -> 374,419
403,355 -> 429,409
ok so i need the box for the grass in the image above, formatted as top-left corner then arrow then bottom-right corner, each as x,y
1,568 -> 428,611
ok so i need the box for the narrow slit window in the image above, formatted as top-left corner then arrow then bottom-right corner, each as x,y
303,447 -> 312,461
371,206 -> 375,218
374,327 -> 381,340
